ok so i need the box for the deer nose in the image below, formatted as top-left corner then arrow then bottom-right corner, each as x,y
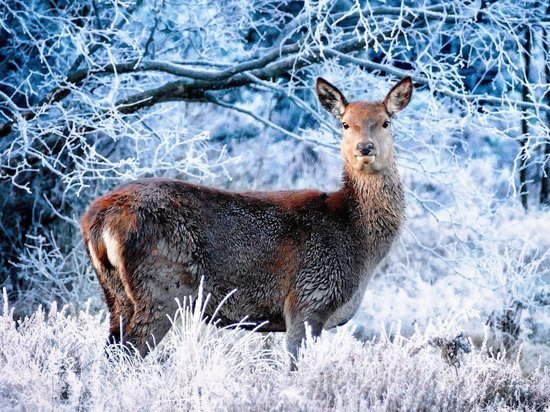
357,142 -> 374,156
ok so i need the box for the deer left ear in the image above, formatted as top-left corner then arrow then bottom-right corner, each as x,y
384,77 -> 413,115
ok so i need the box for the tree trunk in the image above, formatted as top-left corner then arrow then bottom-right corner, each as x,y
519,26 -> 531,210
541,27 -> 550,206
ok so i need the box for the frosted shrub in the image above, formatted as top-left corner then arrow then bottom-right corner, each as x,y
0,290 -> 105,409
11,234 -> 103,315
1,289 -> 548,411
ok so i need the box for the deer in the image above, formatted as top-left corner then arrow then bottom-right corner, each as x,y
80,76 -> 412,368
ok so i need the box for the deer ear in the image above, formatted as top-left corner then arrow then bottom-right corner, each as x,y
316,77 -> 348,119
384,77 -> 413,115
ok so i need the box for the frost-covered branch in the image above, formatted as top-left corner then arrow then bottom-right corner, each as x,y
1,0 -> 550,350
5,0 -> 549,140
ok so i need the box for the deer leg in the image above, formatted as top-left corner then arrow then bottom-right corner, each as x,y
120,269 -> 194,356
97,267 -> 135,346
106,295 -> 134,346
121,295 -> 180,357
284,293 -> 324,370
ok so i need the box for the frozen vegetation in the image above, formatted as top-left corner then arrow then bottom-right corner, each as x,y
1,289 -> 549,411
1,0 -> 550,410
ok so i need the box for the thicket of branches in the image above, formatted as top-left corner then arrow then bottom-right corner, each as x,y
0,0 -> 549,365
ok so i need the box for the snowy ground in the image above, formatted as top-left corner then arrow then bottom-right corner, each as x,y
1,290 -> 549,411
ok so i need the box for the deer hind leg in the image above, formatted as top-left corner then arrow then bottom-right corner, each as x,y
88,244 -> 135,347
87,228 -> 137,349
120,251 -> 199,356
121,292 -> 180,357
102,268 -> 136,347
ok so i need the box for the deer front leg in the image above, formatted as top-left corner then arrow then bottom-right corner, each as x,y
284,293 -> 324,370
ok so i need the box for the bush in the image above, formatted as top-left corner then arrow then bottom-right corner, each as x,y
1,289 -> 548,411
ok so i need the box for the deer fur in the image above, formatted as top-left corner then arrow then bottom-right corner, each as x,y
81,76 -> 412,367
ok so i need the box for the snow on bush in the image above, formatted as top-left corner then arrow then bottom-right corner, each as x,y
1,289 -> 548,411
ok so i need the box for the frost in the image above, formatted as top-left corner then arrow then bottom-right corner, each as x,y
0,290 -> 548,410
0,0 -> 549,406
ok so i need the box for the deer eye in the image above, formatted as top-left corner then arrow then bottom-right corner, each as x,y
382,120 -> 390,128
341,122 -> 350,129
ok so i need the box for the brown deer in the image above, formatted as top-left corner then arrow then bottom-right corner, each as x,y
81,76 -> 412,367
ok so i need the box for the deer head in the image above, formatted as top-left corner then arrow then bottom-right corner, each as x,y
316,77 -> 413,174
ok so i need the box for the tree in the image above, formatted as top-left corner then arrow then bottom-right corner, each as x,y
1,0 -> 549,315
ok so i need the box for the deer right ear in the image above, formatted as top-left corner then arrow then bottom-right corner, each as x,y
316,77 -> 348,119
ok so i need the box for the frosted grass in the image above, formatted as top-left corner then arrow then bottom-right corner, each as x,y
1,288 -> 548,411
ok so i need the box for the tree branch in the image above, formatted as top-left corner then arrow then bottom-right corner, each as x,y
202,94 -> 337,150
0,3 -> 462,138
113,38 -> 368,114
0,0 -> 142,138
330,51 -> 550,113
2,1 -> 549,141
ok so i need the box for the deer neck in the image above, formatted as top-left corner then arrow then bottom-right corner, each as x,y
342,162 -> 405,251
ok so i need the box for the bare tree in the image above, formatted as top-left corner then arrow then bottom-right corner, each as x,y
541,25 -> 550,205
1,0 -> 549,317
520,25 -> 531,210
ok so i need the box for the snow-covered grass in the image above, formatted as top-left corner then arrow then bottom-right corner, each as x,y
352,203 -> 550,374
1,289 -> 549,411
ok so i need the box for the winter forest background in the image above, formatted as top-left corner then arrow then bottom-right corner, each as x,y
1,0 -> 549,410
